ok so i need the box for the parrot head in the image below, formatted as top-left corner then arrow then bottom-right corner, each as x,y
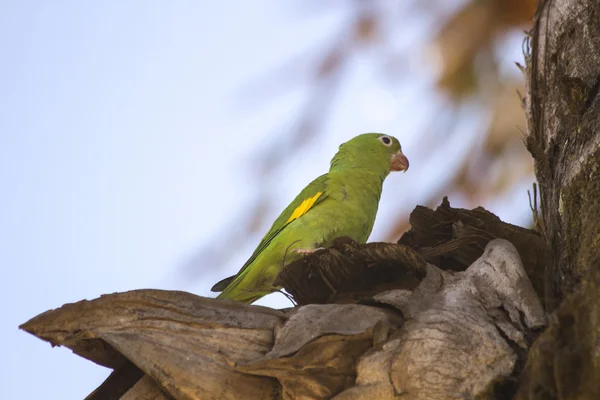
330,133 -> 409,176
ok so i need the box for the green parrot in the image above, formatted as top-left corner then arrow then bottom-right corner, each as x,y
211,133 -> 409,304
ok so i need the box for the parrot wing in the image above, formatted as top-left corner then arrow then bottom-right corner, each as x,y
211,174 -> 330,292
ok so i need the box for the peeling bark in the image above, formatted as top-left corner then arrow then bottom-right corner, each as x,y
335,240 -> 545,400
21,238 -> 544,400
277,198 -> 545,306
22,291 -> 284,400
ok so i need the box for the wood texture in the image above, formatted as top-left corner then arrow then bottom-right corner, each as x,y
524,0 -> 600,308
21,235 -> 545,399
21,290 -> 284,400
515,0 -> 600,398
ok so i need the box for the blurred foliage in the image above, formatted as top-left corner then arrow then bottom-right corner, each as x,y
184,0 -> 538,280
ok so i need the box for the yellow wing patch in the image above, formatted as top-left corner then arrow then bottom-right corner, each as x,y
286,192 -> 323,224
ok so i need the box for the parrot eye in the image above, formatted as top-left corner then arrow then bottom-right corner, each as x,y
379,136 -> 392,146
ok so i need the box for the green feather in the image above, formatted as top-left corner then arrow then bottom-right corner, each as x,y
211,175 -> 328,292
214,133 -> 406,303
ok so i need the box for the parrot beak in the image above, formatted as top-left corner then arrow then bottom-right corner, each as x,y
391,151 -> 409,172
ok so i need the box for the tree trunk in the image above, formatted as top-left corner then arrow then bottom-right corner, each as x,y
515,0 -> 600,398
525,0 -> 600,309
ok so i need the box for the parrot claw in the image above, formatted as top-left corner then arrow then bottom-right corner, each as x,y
293,247 -> 325,255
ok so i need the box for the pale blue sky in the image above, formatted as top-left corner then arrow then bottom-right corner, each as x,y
1,2 -> 531,398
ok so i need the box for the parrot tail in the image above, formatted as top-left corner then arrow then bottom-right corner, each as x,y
216,283 -> 266,304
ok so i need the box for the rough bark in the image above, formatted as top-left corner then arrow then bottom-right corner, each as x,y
25,290 -> 284,400
21,231 -> 545,400
278,198 -> 546,305
524,0 -> 600,307
334,241 -> 545,400
515,0 -> 600,398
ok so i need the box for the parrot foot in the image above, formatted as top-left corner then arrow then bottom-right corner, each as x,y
293,247 -> 325,255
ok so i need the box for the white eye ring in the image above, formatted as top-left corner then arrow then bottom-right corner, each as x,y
379,135 -> 392,146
